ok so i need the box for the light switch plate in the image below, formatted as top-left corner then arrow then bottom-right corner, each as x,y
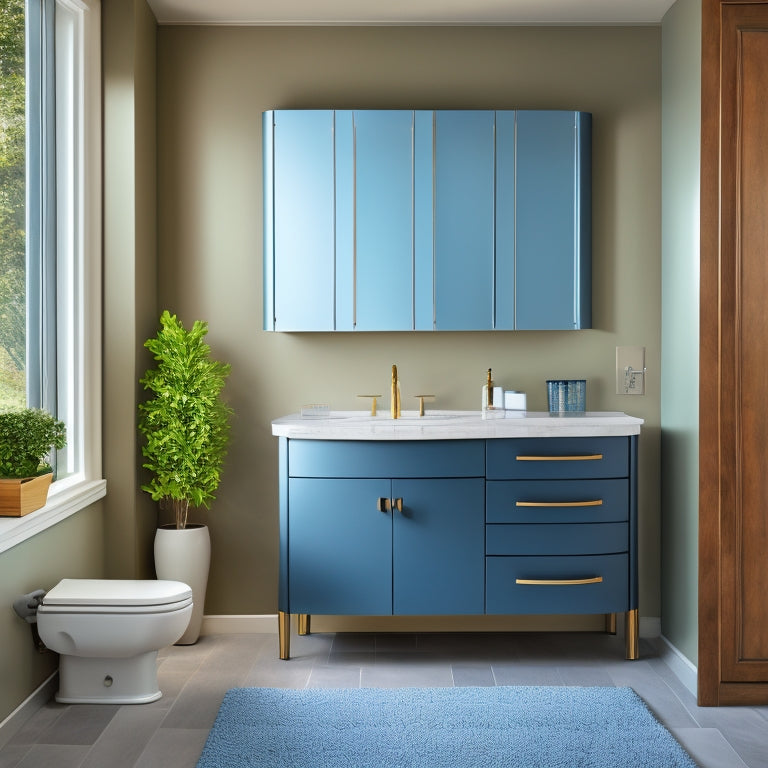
616,346 -> 645,395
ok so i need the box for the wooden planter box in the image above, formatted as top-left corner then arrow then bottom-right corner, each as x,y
0,473 -> 53,517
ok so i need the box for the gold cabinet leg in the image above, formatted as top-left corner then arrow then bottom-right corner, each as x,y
625,608 -> 639,660
605,613 -> 617,635
298,613 -> 311,636
278,611 -> 290,660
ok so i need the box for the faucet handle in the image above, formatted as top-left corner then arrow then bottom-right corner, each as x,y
413,394 -> 435,417
357,394 -> 382,416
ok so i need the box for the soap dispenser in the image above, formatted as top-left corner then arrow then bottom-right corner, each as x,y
481,368 -> 504,417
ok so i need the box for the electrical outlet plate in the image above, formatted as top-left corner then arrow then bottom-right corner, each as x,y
616,346 -> 645,395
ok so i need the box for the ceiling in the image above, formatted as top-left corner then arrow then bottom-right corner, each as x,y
145,0 -> 678,26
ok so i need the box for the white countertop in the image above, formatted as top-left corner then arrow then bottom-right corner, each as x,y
271,410 -> 643,440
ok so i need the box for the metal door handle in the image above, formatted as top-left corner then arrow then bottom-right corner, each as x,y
515,454 -> 603,462
515,500 -> 603,507
515,576 -> 603,586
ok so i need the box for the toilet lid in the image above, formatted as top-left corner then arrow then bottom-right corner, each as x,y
43,579 -> 193,607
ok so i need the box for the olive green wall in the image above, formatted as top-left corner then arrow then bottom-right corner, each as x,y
660,0 -> 701,664
155,25 -> 662,623
103,0 -> 159,580
0,503 -> 104,728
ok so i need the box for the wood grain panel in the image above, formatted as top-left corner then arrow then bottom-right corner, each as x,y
700,0 -> 768,704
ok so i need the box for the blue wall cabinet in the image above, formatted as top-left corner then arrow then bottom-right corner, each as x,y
434,111 -> 496,330
511,111 -> 591,330
264,109 -> 591,331
278,435 -> 638,660
263,110 -> 335,331
335,111 -> 433,331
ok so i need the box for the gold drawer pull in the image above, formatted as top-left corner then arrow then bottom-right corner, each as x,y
516,454 -> 603,461
516,500 -> 603,507
515,576 -> 603,586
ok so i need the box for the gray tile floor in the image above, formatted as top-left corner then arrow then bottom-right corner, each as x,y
1,629 -> 767,768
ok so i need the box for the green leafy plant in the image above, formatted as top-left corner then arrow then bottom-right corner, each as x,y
138,311 -> 233,529
0,408 -> 66,478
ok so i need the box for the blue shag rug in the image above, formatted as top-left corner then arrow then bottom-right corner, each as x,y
196,686 -> 698,768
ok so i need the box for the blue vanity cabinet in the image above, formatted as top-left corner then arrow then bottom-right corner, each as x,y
433,111 -> 496,330
282,439 -> 486,617
277,431 -> 639,660
485,436 -> 638,622
263,110 -> 335,331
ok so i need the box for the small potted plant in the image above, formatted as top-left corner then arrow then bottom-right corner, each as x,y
0,408 -> 66,516
138,310 -> 233,643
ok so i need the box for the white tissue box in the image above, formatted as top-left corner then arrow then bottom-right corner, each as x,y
504,391 -> 527,410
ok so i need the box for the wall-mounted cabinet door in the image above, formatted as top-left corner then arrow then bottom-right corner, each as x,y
264,110 -> 335,331
434,111 -> 496,330
509,111 -> 592,330
336,111 -> 426,331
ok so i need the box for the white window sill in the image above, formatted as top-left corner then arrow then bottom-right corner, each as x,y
0,478 -> 107,555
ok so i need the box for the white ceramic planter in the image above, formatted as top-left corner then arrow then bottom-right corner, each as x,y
154,524 -> 210,645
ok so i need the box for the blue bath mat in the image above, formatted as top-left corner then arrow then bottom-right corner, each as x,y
196,685 -> 698,768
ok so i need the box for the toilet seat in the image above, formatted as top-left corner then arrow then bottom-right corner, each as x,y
40,579 -> 192,612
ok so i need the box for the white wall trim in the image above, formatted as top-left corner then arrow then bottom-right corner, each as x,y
0,673 -> 57,749
653,634 -> 698,697
0,479 -> 106,554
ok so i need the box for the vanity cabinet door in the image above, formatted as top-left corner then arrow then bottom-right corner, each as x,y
434,111 -> 496,330
264,110 -> 335,331
512,110 -> 591,330
288,477 -> 392,615
393,478 -> 485,615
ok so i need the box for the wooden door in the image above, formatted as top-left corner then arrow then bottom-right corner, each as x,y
700,0 -> 768,705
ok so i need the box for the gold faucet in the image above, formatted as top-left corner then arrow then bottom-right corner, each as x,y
391,364 -> 401,419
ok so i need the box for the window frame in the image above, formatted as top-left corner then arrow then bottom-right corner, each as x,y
0,0 -> 104,554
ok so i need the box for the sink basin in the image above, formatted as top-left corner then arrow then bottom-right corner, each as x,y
328,410 -> 478,423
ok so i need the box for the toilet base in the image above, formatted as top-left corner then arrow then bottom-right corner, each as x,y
56,650 -> 162,704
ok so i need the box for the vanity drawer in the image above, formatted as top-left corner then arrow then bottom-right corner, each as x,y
288,439 -> 485,478
486,522 -> 628,556
486,479 -> 629,523
486,437 -> 629,480
486,554 -> 629,614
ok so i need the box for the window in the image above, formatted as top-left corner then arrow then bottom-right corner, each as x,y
0,0 -> 103,551
0,0 -> 26,411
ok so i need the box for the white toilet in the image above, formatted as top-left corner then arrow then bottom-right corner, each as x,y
37,579 -> 193,704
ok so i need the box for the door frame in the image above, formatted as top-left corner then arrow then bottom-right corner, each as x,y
699,0 -> 768,706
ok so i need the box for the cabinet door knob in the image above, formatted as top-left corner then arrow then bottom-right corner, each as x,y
376,498 -> 391,512
392,498 -> 403,513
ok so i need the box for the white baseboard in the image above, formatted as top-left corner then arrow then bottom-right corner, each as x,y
0,673 -> 57,749
653,635 -> 698,697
